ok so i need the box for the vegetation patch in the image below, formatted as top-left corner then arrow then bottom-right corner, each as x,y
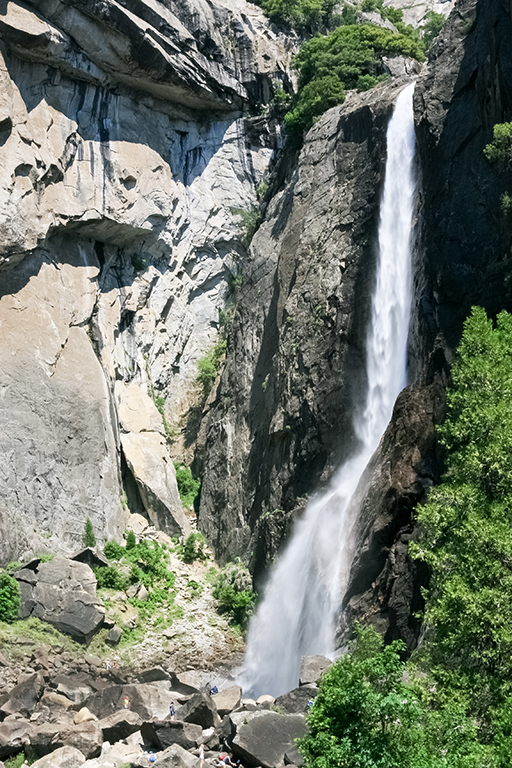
285,23 -> 424,139
210,560 -> 256,631
197,339 -> 227,396
174,463 -> 201,509
0,571 -> 21,624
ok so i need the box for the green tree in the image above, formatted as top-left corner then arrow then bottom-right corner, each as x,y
285,24 -> 424,139
211,560 -> 255,629
126,530 -> 136,550
299,624 -> 491,768
173,462 -> 201,508
83,517 -> 96,548
0,571 -> 21,623
421,11 -> 445,50
411,307 -> 512,716
196,340 -> 227,396
262,0 -> 336,31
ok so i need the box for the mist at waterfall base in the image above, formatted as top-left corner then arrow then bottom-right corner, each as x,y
241,83 -> 417,699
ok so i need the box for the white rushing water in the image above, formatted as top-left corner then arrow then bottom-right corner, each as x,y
241,83 -> 417,698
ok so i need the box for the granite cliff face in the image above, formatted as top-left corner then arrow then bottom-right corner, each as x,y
2,0 -> 512,653
0,0 -> 292,563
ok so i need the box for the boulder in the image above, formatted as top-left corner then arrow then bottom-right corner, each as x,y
84,683 -> 174,721
50,721 -> 102,760
179,693 -> 220,728
73,708 -> 98,725
168,672 -> 202,695
0,717 -> 31,759
150,743 -> 199,768
141,720 -> 202,751
30,746 -> 85,768
256,695 -> 274,709
0,673 -> 44,718
99,709 -> 142,743
212,686 -> 241,718
299,656 -> 331,686
106,626 -> 123,646
232,712 -> 308,768
138,666 -> 170,684
14,559 -> 105,644
275,687 -> 317,715
54,674 -> 96,705
71,548 -> 109,569
285,745 -> 304,767
40,691 -> 74,712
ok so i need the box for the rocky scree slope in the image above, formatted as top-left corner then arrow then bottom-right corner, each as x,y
0,0 -> 293,565
198,0 -> 512,649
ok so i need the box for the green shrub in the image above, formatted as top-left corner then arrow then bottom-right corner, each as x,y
262,0 -> 336,32
298,623 -> 492,768
0,571 -> 21,624
94,566 -> 128,591
104,540 -> 125,560
197,340 -> 227,396
4,753 -> 28,768
180,532 -> 208,564
484,122 -> 512,165
83,517 -> 96,548
422,10 -> 445,49
174,463 -> 201,508
211,560 -> 255,629
126,530 -> 136,550
285,24 -> 425,139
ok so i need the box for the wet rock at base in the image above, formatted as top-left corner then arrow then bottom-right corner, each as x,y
232,712 -> 308,768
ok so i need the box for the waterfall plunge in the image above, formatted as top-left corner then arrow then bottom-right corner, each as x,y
241,83 -> 417,698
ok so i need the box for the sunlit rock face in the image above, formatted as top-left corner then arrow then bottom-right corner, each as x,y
0,0 -> 292,563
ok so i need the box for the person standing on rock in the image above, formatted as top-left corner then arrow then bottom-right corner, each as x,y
170,701 -> 175,720
199,743 -> 205,768
124,695 -> 130,709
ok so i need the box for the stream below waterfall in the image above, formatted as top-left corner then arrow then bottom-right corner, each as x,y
241,82 -> 418,698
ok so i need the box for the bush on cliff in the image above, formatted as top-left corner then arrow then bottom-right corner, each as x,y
285,24 -> 424,139
260,0 -> 336,32
0,571 -> 21,623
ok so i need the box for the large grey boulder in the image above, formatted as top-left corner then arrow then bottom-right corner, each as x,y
99,710 -> 143,743
15,559 -> 105,644
0,717 -> 31,759
178,693 -> 220,728
299,656 -> 331,686
212,686 -> 241,718
144,743 -> 199,768
275,686 -> 317,715
0,673 -> 44,718
30,746 -> 85,768
84,683 -> 174,721
232,712 -> 308,768
141,720 -> 202,751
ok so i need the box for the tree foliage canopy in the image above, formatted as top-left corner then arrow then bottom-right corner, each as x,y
299,624 -> 491,768
285,23 -> 424,138
411,307 -> 512,715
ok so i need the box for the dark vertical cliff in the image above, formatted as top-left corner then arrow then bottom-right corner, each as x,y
198,0 -> 512,648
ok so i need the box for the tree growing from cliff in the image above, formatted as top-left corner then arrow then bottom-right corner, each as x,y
83,517 -> 96,548
285,24 -> 424,139
411,307 -> 512,718
0,571 -> 21,624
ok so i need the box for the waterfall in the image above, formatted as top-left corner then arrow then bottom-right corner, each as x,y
241,83 -> 417,698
